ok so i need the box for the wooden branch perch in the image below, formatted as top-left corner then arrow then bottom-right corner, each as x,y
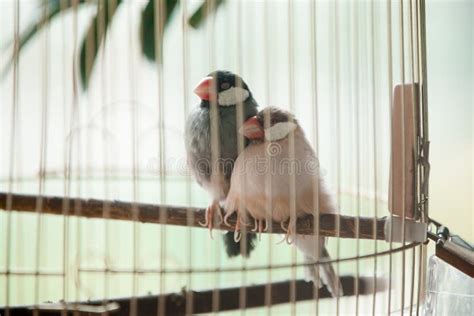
0,192 -> 386,240
2,276 -> 387,315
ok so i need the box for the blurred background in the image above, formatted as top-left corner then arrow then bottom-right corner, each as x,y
0,0 -> 471,314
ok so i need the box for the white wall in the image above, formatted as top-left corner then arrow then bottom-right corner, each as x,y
426,0 -> 473,241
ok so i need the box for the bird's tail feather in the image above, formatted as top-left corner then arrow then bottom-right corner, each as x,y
319,246 -> 343,297
223,231 -> 257,258
295,236 -> 343,297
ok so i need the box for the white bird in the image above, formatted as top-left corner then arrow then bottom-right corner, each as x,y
223,106 -> 343,297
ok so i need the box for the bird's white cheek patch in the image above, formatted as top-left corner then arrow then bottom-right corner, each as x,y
264,122 -> 298,141
218,87 -> 250,106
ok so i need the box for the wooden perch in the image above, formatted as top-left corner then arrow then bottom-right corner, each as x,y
1,276 -> 387,315
0,192 -> 386,240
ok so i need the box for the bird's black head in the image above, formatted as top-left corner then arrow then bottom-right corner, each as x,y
194,70 -> 252,107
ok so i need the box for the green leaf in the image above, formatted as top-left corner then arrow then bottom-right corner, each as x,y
2,0 -> 87,77
79,0 -> 122,89
140,0 -> 178,62
188,0 -> 225,29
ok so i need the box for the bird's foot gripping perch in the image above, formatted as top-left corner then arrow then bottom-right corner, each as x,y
199,200 -> 223,239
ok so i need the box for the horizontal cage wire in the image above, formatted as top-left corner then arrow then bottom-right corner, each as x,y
4,0 -> 471,315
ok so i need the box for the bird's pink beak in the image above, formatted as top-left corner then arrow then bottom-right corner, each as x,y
193,76 -> 217,101
239,116 -> 264,140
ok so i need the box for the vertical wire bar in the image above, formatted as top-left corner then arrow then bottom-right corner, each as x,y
59,0 -> 73,312
409,243 -> 417,314
369,1 -> 379,315
12,31 -> 23,309
4,1 -> 20,314
70,0 -> 81,312
204,1 -> 220,314
79,0 -> 95,311
416,246 -> 424,316
127,2 -> 138,314
351,1 -> 361,314
97,0 -> 109,315
386,0 -> 394,313
235,1 -> 243,313
398,0 -> 407,313
309,0 -> 321,313
419,2 -> 429,216
76,0 -> 97,310
60,0 -> 77,316
419,2 -> 429,221
235,1 -> 247,313
86,0 -> 99,307
180,1 -> 194,314
333,1 -> 342,313
262,2 -> 273,314
287,0 -> 297,315
418,0 -> 430,312
86,2 -> 101,305
100,0 -> 117,313
414,3 -> 424,312
407,0 -> 418,313
33,2 -> 50,313
414,1 -> 423,314
154,0 -> 167,315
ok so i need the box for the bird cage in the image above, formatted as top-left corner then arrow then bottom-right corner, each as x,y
0,0 -> 472,315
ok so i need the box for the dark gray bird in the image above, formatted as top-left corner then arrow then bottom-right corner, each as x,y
185,70 -> 259,257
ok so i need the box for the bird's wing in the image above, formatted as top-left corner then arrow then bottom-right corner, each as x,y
225,132 -> 326,221
224,144 -> 268,220
184,107 -> 237,201
185,108 -> 212,182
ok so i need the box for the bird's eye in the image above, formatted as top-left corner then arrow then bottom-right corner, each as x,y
220,82 -> 231,90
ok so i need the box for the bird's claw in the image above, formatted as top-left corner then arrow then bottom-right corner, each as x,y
234,230 -> 242,242
252,218 -> 259,232
277,218 -> 296,244
234,213 -> 242,242
223,210 -> 234,227
264,218 -> 270,232
198,213 -> 209,227
280,220 -> 289,232
199,201 -> 222,239
284,219 -> 296,244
